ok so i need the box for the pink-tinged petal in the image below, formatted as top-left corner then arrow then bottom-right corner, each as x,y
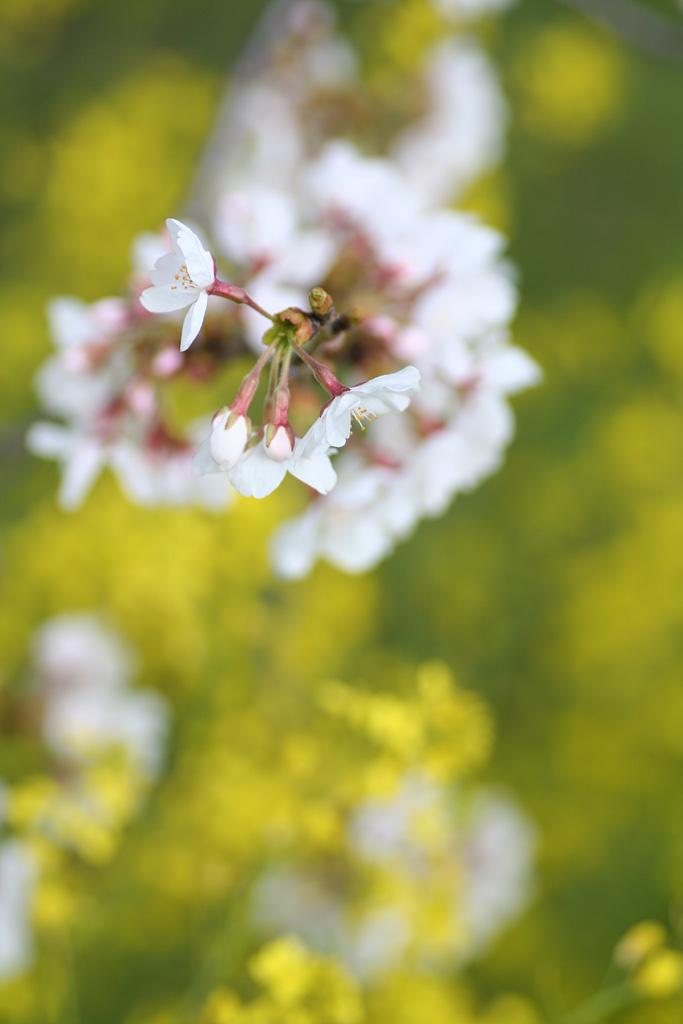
149,253 -> 185,287
59,438 -> 105,510
192,437 -> 222,476
229,443 -> 287,498
290,443 -> 337,494
180,291 -> 208,352
264,426 -> 294,462
140,286 -> 195,314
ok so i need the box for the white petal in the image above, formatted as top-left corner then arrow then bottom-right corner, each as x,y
319,394 -> 357,448
26,422 -> 74,459
229,442 -> 287,498
269,230 -> 337,287
140,286 -> 195,314
167,218 -> 185,252
215,187 -> 296,266
320,515 -> 393,574
192,436 -> 222,476
180,291 -> 208,352
270,511 -> 320,580
109,442 -> 159,505
479,346 -> 542,393
167,219 -> 215,289
47,297 -> 90,349
131,231 -> 169,275
356,366 -> 421,396
58,439 -> 106,510
149,252 -> 185,286
290,442 -> 337,494
363,391 -> 412,415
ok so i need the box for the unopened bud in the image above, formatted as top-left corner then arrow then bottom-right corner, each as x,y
308,287 -> 333,316
264,424 -> 294,461
209,409 -> 250,471
278,308 -> 313,345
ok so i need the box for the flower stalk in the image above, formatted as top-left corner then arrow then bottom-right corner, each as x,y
209,280 -> 275,322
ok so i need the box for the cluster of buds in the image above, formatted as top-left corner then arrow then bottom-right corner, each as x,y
139,217 -> 420,499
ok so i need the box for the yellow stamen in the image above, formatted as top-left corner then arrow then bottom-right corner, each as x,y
350,405 -> 378,432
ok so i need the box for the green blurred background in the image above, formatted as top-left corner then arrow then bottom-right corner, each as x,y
2,0 -> 683,1020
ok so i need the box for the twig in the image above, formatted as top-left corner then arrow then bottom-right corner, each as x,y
556,0 -> 683,62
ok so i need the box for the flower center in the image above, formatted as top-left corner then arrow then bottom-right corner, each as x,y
350,404 -> 378,432
170,264 -> 197,292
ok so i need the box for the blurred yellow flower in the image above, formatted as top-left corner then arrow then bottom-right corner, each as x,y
614,920 -> 667,968
513,22 -> 626,146
634,949 -> 683,999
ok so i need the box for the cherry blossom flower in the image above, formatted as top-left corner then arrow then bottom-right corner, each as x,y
47,296 -> 128,371
296,366 -> 421,455
195,427 -> 337,500
140,218 -> 216,351
230,436 -> 337,499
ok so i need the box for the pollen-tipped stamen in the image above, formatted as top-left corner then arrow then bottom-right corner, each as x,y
350,405 -> 378,432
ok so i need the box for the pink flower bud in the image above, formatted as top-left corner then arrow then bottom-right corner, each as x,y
264,425 -> 294,461
127,381 -> 157,418
152,347 -> 184,377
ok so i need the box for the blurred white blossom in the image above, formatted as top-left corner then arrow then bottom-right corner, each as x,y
34,614 -> 170,779
0,843 -> 36,982
253,775 -> 535,979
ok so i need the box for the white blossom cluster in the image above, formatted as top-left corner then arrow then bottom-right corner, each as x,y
0,617 -> 170,981
33,613 -> 170,780
29,0 -> 538,577
253,775 -> 536,978
27,291 -> 231,513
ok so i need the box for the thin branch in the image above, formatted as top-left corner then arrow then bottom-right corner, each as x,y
557,0 -> 683,62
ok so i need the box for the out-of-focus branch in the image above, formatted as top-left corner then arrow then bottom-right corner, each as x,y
557,0 -> 683,61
